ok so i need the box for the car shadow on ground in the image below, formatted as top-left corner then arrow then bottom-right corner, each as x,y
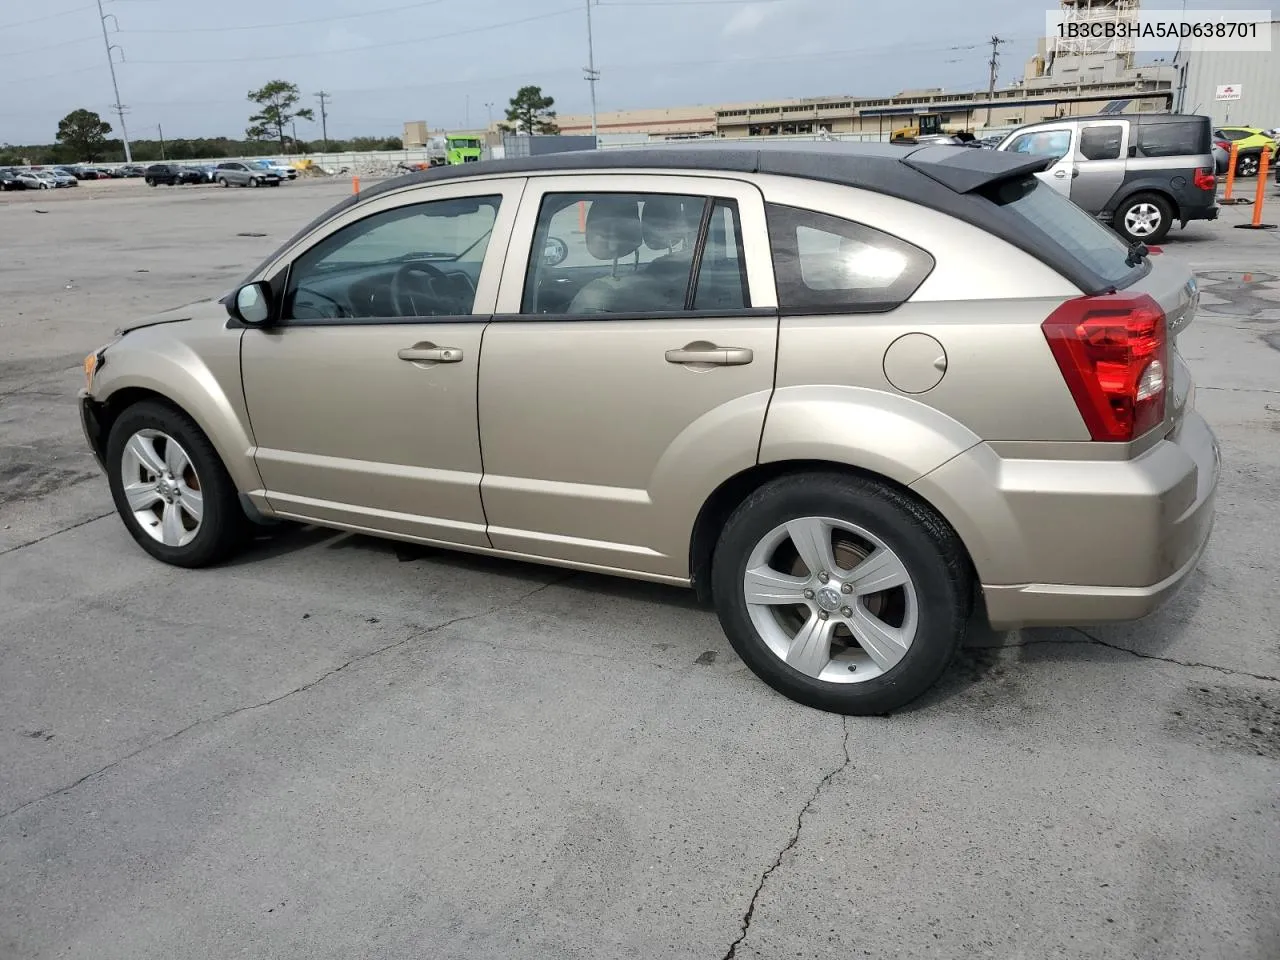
224,521 -> 1215,716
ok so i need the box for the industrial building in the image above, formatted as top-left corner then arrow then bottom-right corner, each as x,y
407,1 -> 1276,149
1173,19 -> 1280,128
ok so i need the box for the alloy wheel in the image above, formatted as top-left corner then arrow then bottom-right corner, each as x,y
119,429 -> 204,547
743,516 -> 919,683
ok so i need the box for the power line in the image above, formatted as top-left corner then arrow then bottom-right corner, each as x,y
127,7 -> 580,64
0,34 -> 101,57
8,3 -> 96,28
122,0 -> 449,34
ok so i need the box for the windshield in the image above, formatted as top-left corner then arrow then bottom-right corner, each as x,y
984,176 -> 1144,289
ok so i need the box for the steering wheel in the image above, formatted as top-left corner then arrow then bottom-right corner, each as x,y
389,260 -> 453,317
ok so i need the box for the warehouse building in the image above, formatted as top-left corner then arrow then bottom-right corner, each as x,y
1173,19 -> 1280,128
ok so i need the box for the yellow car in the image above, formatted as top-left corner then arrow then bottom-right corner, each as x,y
1213,126 -> 1278,177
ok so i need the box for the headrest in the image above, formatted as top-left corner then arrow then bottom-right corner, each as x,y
642,196 -> 699,251
585,198 -> 642,261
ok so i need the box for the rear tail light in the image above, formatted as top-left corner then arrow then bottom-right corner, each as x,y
1041,292 -> 1167,442
1215,139 -> 1230,151
1193,167 -> 1216,191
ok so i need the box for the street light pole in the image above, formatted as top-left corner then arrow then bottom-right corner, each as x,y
96,0 -> 132,162
584,0 -> 599,140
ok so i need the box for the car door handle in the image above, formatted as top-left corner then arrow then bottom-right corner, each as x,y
397,345 -> 463,363
1053,169 -> 1068,178
665,345 -> 754,366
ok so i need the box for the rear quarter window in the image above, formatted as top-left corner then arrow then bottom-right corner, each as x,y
1136,119 -> 1210,158
765,203 -> 935,313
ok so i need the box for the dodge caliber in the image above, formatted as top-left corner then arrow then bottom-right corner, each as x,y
79,143 -> 1219,714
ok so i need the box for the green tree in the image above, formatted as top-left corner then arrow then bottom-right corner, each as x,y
55,109 -> 112,162
500,85 -> 559,135
246,80 -> 314,153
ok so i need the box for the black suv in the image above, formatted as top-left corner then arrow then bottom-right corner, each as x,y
145,163 -> 204,186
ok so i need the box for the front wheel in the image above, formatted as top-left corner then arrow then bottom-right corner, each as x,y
249,176 -> 260,187
1235,152 -> 1261,178
711,473 -> 971,715
1115,193 -> 1172,245
218,177 -> 229,187
105,400 -> 248,567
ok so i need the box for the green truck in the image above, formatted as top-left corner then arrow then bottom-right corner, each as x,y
445,135 -> 482,165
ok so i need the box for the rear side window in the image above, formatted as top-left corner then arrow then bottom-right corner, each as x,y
1136,119 -> 1209,158
765,203 -> 934,313
1007,129 -> 1072,160
984,177 -> 1141,288
1079,125 -> 1123,161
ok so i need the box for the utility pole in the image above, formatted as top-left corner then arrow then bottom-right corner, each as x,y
484,101 -> 494,130
96,0 -> 132,162
583,0 -> 599,140
315,91 -> 330,151
985,35 -> 1005,127
465,94 -> 470,128
291,119 -> 297,153
158,123 -> 165,160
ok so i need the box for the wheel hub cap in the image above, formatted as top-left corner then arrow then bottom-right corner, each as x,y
815,586 -> 841,612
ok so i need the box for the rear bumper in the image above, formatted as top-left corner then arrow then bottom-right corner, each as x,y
1179,197 -> 1219,223
912,411 -> 1220,630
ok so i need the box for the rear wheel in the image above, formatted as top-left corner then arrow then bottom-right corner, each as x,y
105,401 -> 249,567
711,473 -> 970,715
1115,193 -> 1172,245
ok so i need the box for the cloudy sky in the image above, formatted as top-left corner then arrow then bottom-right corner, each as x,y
0,0 -> 1270,144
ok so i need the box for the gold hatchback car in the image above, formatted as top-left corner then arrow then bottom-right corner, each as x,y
80,143 -> 1219,714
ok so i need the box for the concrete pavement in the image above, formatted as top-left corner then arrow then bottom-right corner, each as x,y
1,177 -> 1277,960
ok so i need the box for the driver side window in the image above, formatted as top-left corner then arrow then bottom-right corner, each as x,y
284,194 -> 501,322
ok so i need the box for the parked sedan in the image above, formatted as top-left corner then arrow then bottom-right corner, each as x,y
212,161 -> 282,187
47,168 -> 79,187
16,170 -> 56,189
78,143 -> 1218,715
0,168 -> 24,190
252,158 -> 297,180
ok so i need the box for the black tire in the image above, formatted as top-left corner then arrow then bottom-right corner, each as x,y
710,472 -> 971,715
105,400 -> 249,568
1235,151 -> 1260,178
218,177 -> 228,187
1114,192 -> 1172,245
249,176 -> 260,187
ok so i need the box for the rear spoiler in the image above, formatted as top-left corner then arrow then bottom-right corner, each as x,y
901,145 -> 1055,194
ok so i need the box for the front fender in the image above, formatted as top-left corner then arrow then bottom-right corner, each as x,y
93,325 -> 263,495
759,385 -> 981,485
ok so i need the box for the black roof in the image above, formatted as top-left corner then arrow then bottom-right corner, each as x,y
359,140 -> 1052,201
243,141 -> 1127,296
1025,112 -> 1210,126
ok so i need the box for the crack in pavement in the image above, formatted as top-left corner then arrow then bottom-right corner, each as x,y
0,571 -> 576,823
720,716 -> 851,960
969,628 -> 1279,683
0,512 -> 113,558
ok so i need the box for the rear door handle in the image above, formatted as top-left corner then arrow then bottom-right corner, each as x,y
398,346 -> 463,363
665,346 -> 754,366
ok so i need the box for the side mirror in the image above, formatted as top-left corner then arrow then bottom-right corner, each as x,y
228,281 -> 272,326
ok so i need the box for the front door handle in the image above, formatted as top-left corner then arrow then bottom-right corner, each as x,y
1053,168 -> 1068,178
665,345 -> 754,366
398,345 -> 463,363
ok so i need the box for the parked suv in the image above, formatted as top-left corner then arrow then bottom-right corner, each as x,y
1212,125 -> 1277,177
996,113 -> 1218,244
214,161 -> 282,187
144,163 -> 196,186
78,143 -> 1218,715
